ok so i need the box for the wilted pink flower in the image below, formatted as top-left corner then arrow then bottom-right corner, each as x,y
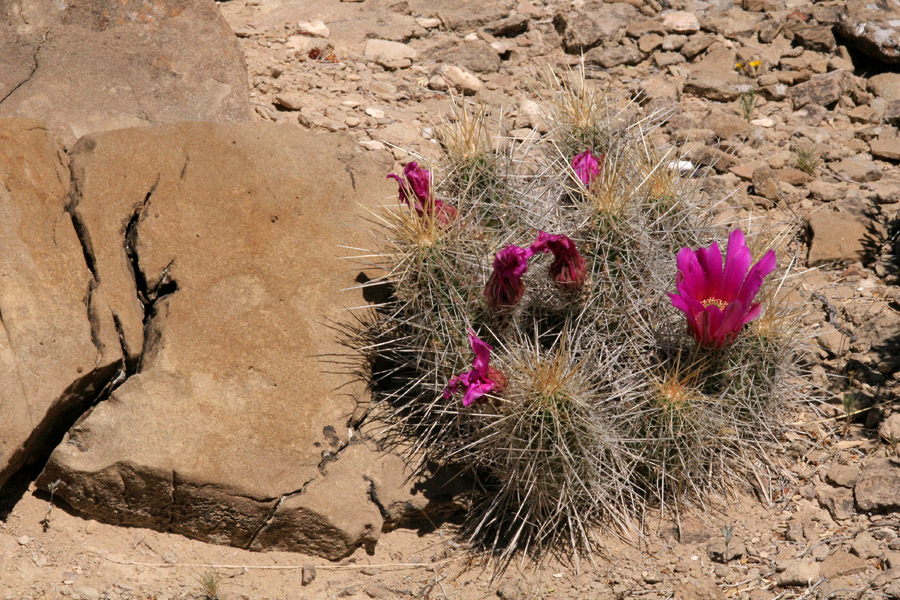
668,229 -> 777,348
387,162 -> 457,224
443,329 -> 507,407
484,245 -> 533,309
572,150 -> 601,186
529,231 -> 588,288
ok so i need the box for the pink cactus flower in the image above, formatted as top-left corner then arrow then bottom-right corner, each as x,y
387,161 -> 457,224
529,231 -> 588,289
443,330 -> 507,407
484,245 -> 533,309
668,229 -> 777,348
572,150 -> 602,186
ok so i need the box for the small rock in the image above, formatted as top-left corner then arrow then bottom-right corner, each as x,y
17,535 -> 31,545
438,65 -> 483,95
685,72 -> 748,102
364,107 -> 385,119
816,485 -> 856,520
416,17 -> 442,29
856,459 -> 900,511
584,45 -> 644,68
752,166 -> 781,201
517,100 -> 548,133
808,181 -> 845,203
868,73 -> 900,102
663,11 -> 700,34
364,39 -> 417,66
775,558 -> 821,587
643,570 -> 664,584
359,140 -> 386,151
74,587 -> 100,600
832,156 -> 882,182
296,20 -> 329,38
851,532 -> 883,559
638,33 -> 664,53
820,550 -> 868,579
751,117 -> 775,127
792,25 -> 836,52
870,138 -> 900,162
825,464 -> 860,488
791,70 -> 854,110
274,93 -> 305,111
302,564 -> 316,586
880,414 -> 900,443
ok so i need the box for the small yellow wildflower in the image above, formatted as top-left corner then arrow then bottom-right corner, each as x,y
749,60 -> 761,68
735,62 -> 743,70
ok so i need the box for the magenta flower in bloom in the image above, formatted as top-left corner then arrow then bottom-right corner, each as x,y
572,150 -> 601,186
387,161 -> 457,224
529,231 -> 588,289
443,330 -> 507,407
484,245 -> 533,309
668,229 -> 777,348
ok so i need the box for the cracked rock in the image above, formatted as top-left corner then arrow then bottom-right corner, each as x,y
0,118 -> 123,489
36,122 -> 426,558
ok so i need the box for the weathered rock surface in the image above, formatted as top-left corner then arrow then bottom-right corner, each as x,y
0,0 -> 252,146
35,122 -> 458,558
856,459 -> 900,512
0,119 -> 123,489
806,209 -> 873,264
836,0 -> 900,63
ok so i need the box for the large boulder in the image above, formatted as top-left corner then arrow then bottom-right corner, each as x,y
0,119 -> 123,489
836,0 -> 900,64
35,122 -> 459,558
0,0 -> 251,146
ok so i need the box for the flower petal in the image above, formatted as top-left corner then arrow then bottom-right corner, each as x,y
737,249 -> 777,308
720,229 -> 752,301
713,298 -> 745,342
468,330 -> 493,375
462,380 -> 496,407
695,241 -> 723,299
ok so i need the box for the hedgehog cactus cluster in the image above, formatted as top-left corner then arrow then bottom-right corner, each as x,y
357,70 -> 809,562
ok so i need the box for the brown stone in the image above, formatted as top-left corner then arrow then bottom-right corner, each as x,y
584,45 -> 644,68
868,73 -> 900,102
820,551 -> 868,579
790,70 -> 855,110
806,210 -> 871,265
34,122 -> 451,558
855,459 -> 900,512
792,25 -> 837,52
0,0 -> 251,147
752,166 -> 782,201
837,0 -> 900,63
871,138 -> 900,162
0,119 -> 123,489
554,3 -> 639,53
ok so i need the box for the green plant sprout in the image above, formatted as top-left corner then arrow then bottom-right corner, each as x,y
794,146 -> 822,175
40,479 -> 61,532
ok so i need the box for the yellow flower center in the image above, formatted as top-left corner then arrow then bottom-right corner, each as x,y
701,297 -> 728,310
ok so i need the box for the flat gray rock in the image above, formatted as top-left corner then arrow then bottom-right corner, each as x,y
0,0 -> 251,146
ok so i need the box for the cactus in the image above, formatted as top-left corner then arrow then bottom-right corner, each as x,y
353,65 -> 815,564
